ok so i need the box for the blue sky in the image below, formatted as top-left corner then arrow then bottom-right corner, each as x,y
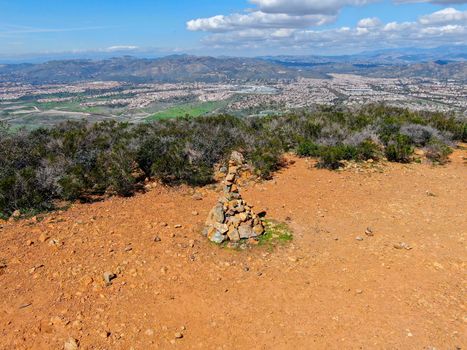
0,0 -> 466,58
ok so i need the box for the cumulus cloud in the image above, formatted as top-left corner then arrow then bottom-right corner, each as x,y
249,0 -> 377,15
197,9 -> 467,53
187,12 -> 335,32
187,0 -> 379,33
357,17 -> 383,27
187,0 -> 467,53
418,7 -> 467,25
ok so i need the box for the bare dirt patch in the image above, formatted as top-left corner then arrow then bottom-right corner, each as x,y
0,149 -> 465,349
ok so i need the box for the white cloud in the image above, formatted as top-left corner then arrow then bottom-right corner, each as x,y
357,17 -> 382,27
105,45 -> 139,52
249,0 -> 378,15
187,0 -> 467,53
187,0 -> 378,33
418,8 -> 467,25
197,8 -> 467,53
187,12 -> 335,32
395,0 -> 466,4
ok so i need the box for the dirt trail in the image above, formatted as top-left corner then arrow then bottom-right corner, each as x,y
0,150 -> 466,350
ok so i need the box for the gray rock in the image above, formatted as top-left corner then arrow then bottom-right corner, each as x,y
64,338 -> 79,350
230,151 -> 245,165
225,173 -> 236,182
365,227 -> 374,236
208,230 -> 226,244
192,193 -> 203,201
103,272 -> 117,285
207,204 -> 225,225
394,242 -> 412,250
239,224 -> 255,239
226,216 -> 241,227
235,205 -> 245,213
231,193 -> 241,199
213,223 -> 229,234
227,228 -> 240,242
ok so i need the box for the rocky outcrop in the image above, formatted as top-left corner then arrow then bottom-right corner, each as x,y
204,152 -> 265,244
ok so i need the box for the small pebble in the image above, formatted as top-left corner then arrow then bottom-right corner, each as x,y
394,242 -> 413,250
103,272 -> 117,285
64,338 -> 79,350
365,227 -> 374,236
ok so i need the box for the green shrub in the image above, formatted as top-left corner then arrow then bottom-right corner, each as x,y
425,141 -> 453,164
0,167 -> 54,215
462,123 -> 467,142
297,141 -> 321,157
317,145 -> 350,169
385,134 -> 414,163
249,146 -> 283,179
355,140 -> 381,161
313,141 -> 379,169
0,105 -> 462,217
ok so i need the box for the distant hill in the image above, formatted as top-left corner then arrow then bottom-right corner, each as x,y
262,46 -> 467,82
0,55 -> 317,84
263,45 -> 467,65
276,60 -> 467,81
0,50 -> 466,84
360,61 -> 467,80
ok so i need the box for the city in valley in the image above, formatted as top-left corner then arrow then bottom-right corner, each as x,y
1,73 -> 465,129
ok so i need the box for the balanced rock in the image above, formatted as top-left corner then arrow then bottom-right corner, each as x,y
204,152 -> 265,244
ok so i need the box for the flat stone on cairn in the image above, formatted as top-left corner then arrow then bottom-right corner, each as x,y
204,152 -> 265,244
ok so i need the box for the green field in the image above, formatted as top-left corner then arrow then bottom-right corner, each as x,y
1,98 -> 233,129
145,101 -> 227,121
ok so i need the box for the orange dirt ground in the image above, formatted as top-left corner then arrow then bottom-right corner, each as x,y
0,150 -> 466,350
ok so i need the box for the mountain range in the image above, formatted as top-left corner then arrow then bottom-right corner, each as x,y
0,45 -> 466,84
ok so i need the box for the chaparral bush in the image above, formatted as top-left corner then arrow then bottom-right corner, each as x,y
0,105 -> 464,217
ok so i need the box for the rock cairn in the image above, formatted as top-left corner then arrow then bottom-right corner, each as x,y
204,152 -> 265,244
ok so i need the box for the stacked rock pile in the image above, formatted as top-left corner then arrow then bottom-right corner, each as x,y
204,152 -> 265,244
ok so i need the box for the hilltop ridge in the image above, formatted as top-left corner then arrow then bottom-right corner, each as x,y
0,150 -> 466,349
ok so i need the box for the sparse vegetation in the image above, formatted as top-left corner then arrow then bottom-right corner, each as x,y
258,220 -> 294,249
0,105 -> 465,217
384,134 -> 414,163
